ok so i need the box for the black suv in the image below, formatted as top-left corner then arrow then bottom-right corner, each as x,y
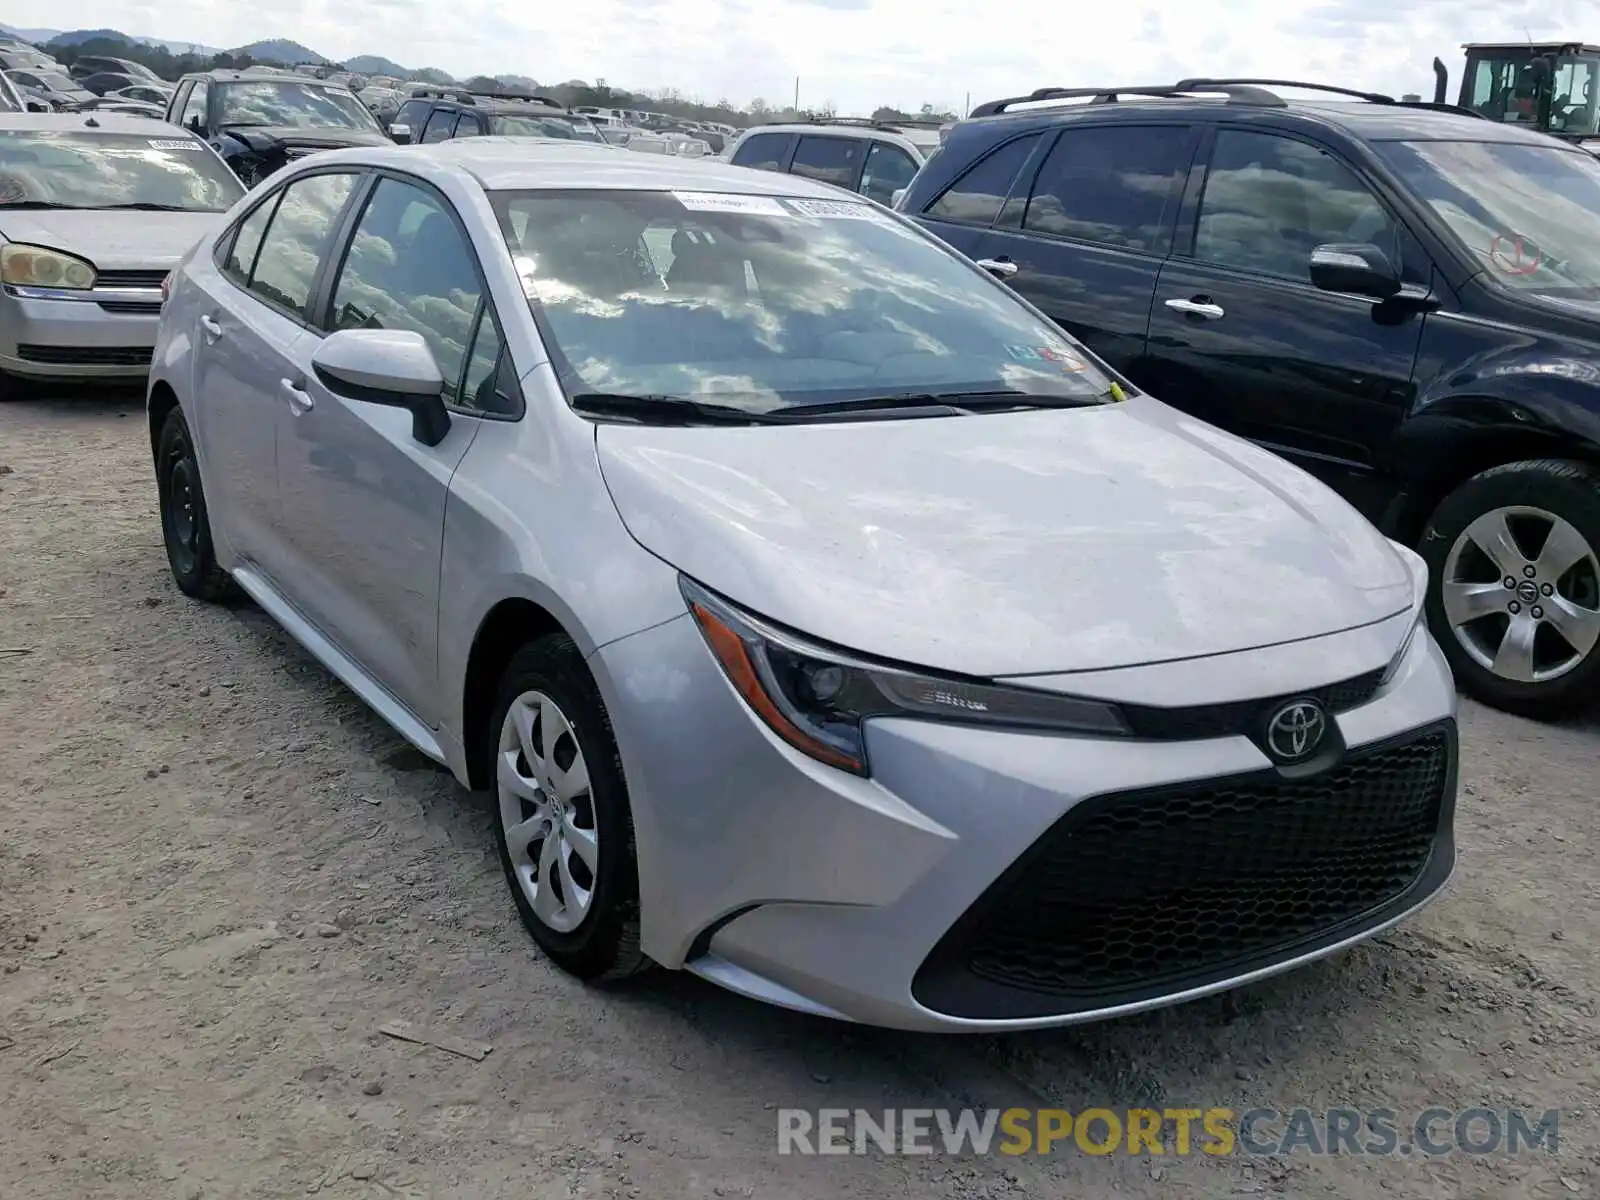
387,88 -> 605,146
899,78 -> 1600,719
165,70 -> 390,184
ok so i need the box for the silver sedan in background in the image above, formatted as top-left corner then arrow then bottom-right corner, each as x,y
147,140 -> 1458,1032
0,113 -> 243,393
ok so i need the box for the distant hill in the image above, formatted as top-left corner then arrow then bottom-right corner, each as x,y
233,39 -> 327,66
0,24 -> 61,43
20,26 -> 223,54
345,54 -> 407,77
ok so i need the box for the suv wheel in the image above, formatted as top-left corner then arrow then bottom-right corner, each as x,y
1420,459 -> 1600,719
156,408 -> 236,602
487,633 -> 650,982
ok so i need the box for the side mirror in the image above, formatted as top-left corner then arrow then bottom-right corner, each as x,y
889,187 -> 908,209
1309,242 -> 1402,301
389,122 -> 412,144
310,328 -> 452,446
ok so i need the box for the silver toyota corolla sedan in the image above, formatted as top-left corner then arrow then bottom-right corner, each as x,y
0,113 -> 243,391
148,139 -> 1459,1032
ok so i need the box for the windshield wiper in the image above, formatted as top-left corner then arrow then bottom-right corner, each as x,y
794,389 -> 1109,416
82,202 -> 198,212
0,199 -> 71,210
569,392 -> 788,426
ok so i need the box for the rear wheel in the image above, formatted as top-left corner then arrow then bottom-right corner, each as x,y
487,634 -> 650,981
1421,459 -> 1600,719
156,408 -> 236,603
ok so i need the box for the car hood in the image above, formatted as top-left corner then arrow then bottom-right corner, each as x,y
0,209 -> 223,270
595,397 -> 1415,677
226,125 -> 390,149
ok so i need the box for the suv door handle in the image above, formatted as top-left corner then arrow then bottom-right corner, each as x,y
279,377 -> 314,413
199,314 -> 223,342
976,257 -> 1019,278
1165,297 -> 1225,319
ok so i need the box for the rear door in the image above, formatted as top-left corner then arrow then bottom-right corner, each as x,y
910,129 -> 1047,259
972,122 -> 1198,377
1141,126 -> 1429,515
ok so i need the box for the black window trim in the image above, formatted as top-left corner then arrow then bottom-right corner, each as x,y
312,166 -> 524,422
1177,122 -> 1419,288
213,186 -> 286,288
920,130 -> 1049,230
212,166 -> 370,332
1015,121 -> 1200,259
788,133 -> 870,192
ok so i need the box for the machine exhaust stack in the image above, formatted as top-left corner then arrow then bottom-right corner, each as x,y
1432,57 -> 1449,105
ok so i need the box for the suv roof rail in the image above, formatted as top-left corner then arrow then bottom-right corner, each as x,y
768,115 -> 927,133
968,82 -> 1286,117
407,86 -> 563,108
1179,77 -> 1496,118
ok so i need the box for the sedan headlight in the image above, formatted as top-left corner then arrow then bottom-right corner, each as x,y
1381,540 -> 1430,686
681,576 -> 1130,776
1,243 -> 97,290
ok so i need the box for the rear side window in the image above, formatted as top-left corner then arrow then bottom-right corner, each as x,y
421,108 -> 456,143
926,132 -> 1041,224
789,136 -> 862,188
1022,125 -> 1191,253
246,171 -> 359,319
453,113 -> 483,138
731,131 -> 791,171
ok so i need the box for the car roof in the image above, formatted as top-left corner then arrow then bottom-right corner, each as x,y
181,69 -> 330,84
0,111 -> 195,136
301,137 -> 876,196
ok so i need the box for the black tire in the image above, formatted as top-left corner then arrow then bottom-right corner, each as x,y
1420,458 -> 1600,720
155,407 -> 237,603
486,633 -> 650,982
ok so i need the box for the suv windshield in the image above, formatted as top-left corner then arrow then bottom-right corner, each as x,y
491,188 -> 1115,412
489,113 -> 603,142
0,130 -> 245,211
216,81 -> 379,132
1374,139 -> 1600,294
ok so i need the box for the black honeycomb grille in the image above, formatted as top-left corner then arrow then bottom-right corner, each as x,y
914,724 -> 1455,1019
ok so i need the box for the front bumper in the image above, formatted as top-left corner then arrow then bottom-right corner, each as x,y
590,612 -> 1459,1033
1,283 -> 163,380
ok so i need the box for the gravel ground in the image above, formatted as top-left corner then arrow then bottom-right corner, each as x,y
2,392 -> 1597,1200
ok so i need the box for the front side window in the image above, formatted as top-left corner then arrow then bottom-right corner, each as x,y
179,81 -> 208,131
216,82 -> 379,132
1195,130 -> 1398,281
421,109 -> 456,143
860,142 -> 919,205
492,188 -> 1118,413
1022,125 -> 1190,252
1374,138 -> 1600,295
789,136 -> 861,188
329,177 -> 483,392
925,132 -> 1041,224
730,132 -> 792,171
393,99 -> 430,131
0,130 -> 244,212
246,171 -> 359,317
453,113 -> 483,138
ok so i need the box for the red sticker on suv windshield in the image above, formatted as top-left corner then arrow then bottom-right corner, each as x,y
1488,234 -> 1542,276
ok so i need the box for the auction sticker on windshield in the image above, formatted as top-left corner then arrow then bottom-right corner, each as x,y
783,197 -> 891,221
672,191 -> 789,216
148,139 -> 204,151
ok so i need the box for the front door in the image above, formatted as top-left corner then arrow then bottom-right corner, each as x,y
275,174 -> 492,724
1141,127 -> 1428,518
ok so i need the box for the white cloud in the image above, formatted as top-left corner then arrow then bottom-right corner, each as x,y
8,0 -> 1600,113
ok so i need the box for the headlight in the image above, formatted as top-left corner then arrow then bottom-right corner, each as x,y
1380,540 -> 1430,686
1,243 -> 97,290
681,577 -> 1130,776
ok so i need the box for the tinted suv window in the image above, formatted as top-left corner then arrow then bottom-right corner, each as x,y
178,80 -> 208,132
393,99 -> 430,131
329,177 -> 483,394
1195,130 -> 1398,281
1022,125 -> 1190,252
926,133 -> 1041,224
731,131 -> 791,170
421,108 -> 456,142
790,136 -> 861,188
860,141 -> 919,205
247,172 -> 359,318
222,195 -> 278,283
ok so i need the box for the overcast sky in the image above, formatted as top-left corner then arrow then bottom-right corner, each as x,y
8,0 -> 1599,113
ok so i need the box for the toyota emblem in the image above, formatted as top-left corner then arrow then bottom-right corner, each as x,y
1265,700 -> 1327,762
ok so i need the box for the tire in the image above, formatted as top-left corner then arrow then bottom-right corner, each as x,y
155,407 -> 237,603
487,633 -> 650,982
1419,458 -> 1600,720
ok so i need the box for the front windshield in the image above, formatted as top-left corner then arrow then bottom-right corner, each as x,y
490,188 -> 1116,412
217,81 -> 380,132
34,71 -> 79,92
1463,51 -> 1600,136
1374,139 -> 1600,295
0,130 -> 245,211
489,113 -> 603,142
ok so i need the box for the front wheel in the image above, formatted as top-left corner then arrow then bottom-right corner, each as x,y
487,633 -> 650,982
156,408 -> 236,603
1420,459 -> 1600,720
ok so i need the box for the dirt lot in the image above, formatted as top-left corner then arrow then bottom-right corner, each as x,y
1,393 -> 1597,1200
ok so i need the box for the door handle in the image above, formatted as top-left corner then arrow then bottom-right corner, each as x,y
975,257 -> 1019,278
279,377 -> 314,413
1165,297 -> 1225,319
199,314 -> 223,342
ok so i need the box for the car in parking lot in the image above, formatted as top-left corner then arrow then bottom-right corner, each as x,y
0,113 -> 244,391
148,138 -> 1458,1032
387,88 -> 605,147
3,66 -> 93,111
726,118 -> 935,205
900,78 -> 1600,719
